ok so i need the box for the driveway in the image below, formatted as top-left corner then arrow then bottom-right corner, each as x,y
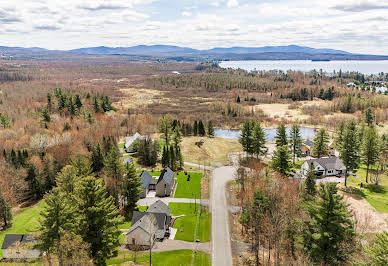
184,162 -> 215,171
152,239 -> 211,254
211,166 -> 236,266
137,197 -> 209,206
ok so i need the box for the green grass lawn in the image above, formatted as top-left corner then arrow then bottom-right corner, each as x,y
106,249 -> 210,266
169,203 -> 211,242
136,170 -> 203,199
174,172 -> 203,199
346,165 -> 388,213
0,200 -> 45,258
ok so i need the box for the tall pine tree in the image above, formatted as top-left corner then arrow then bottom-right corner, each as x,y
275,124 -> 288,147
289,124 -> 303,164
312,128 -> 329,158
121,163 -> 141,217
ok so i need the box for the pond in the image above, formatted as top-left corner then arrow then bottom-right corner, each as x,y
214,127 -> 316,141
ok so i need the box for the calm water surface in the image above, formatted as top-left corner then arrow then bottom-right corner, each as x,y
215,127 -> 316,141
219,60 -> 388,75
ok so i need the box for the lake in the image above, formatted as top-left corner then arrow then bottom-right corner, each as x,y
219,60 -> 388,75
215,127 -> 316,141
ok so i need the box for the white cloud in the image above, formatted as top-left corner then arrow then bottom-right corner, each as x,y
182,11 -> 192,17
227,0 -> 239,8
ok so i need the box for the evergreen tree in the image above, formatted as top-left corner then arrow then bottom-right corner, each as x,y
361,126 -> 380,183
169,146 -> 176,170
339,122 -> 360,186
0,194 -> 12,227
289,124 -> 303,164
239,120 -> 255,156
193,121 -> 198,136
159,116 -> 172,147
75,94 -> 83,109
121,163 -> 141,217
312,128 -> 329,158
93,96 -> 101,113
104,146 -> 124,207
38,189 -> 76,253
335,121 -> 345,150
364,232 -> 388,265
275,124 -> 288,147
365,108 -> 374,126
302,183 -> 356,265
271,146 -> 292,176
198,120 -> 206,136
236,95 -> 241,103
26,165 -> 42,200
0,113 -> 10,128
252,122 -> 267,158
75,176 -> 123,265
56,165 -> 80,196
304,163 -> 316,197
91,144 -> 104,173
207,120 -> 214,137
41,108 -> 51,123
161,145 -> 169,168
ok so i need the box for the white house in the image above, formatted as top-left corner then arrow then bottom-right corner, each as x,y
301,156 -> 345,178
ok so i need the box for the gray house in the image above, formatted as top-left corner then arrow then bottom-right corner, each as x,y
124,133 -> 145,153
301,156 -> 345,178
1,234 -> 40,259
125,200 -> 171,249
156,168 -> 175,197
139,170 -> 152,198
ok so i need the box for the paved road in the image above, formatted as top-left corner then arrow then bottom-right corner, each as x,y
138,197 -> 209,206
211,166 -> 236,266
184,162 -> 215,171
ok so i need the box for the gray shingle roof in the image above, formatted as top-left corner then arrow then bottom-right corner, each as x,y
1,234 -> 35,250
128,212 -> 167,239
304,139 -> 313,146
147,200 -> 172,217
157,167 -> 174,185
140,170 -> 152,189
305,156 -> 344,170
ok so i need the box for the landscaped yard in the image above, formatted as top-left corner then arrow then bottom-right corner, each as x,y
106,249 -> 210,266
0,200 -> 45,258
174,172 -> 203,199
169,203 -> 211,242
136,170 -> 203,199
346,165 -> 388,213
181,136 -> 242,166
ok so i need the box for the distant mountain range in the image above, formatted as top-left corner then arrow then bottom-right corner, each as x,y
1,44 -> 387,61
68,44 -> 352,56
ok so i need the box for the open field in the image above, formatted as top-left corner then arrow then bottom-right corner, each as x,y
106,249 -> 210,266
169,203 -> 211,243
116,87 -> 167,109
174,172 -> 203,199
346,165 -> 388,213
254,103 -> 310,122
181,136 -> 242,165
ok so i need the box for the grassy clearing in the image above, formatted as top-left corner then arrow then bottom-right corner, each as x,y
106,249 -> 210,266
169,203 -> 211,242
181,136 -> 241,165
0,201 -> 45,258
346,165 -> 388,213
174,172 -> 202,199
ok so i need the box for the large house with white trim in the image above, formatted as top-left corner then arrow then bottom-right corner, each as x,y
301,156 -> 345,178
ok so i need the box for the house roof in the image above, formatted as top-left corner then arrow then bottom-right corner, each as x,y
147,200 -> 172,217
304,139 -> 313,147
157,167 -> 174,185
123,157 -> 133,165
1,234 -> 35,250
140,170 -> 152,189
305,156 -> 344,170
124,133 -> 144,149
128,212 -> 167,239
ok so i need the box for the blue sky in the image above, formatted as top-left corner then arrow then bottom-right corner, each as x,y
0,0 -> 387,54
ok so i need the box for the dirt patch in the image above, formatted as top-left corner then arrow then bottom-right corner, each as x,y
181,136 -> 242,166
253,103 -> 309,121
342,192 -> 388,233
201,174 -> 210,200
115,88 -> 167,108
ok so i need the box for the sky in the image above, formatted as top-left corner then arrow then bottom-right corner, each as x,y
0,0 -> 387,54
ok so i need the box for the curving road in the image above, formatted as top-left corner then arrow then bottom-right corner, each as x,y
211,166 -> 236,266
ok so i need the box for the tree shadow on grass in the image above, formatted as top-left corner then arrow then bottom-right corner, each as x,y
365,184 -> 386,194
